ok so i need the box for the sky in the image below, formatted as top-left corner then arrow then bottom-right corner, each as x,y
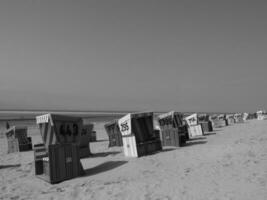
0,0 -> 267,113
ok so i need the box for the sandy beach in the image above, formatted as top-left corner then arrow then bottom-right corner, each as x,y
1,1 -> 267,199
0,119 -> 267,200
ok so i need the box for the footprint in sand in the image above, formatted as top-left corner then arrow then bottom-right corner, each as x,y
258,177 -> 266,187
56,188 -> 64,192
244,158 -> 252,165
10,196 -> 20,200
142,170 -> 155,177
70,188 -> 80,199
184,168 -> 191,175
253,160 -> 259,164
144,192 -> 171,200
19,174 -> 27,178
181,186 -> 189,196
15,168 -> 22,172
248,151 -> 256,158
154,195 -> 171,200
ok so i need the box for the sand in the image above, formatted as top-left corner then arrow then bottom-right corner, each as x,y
0,120 -> 267,200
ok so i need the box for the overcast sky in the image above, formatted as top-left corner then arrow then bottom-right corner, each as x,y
0,0 -> 266,112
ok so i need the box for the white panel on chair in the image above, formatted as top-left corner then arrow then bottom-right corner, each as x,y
36,114 -> 50,124
188,124 -> 203,138
122,136 -> 138,157
185,113 -> 198,126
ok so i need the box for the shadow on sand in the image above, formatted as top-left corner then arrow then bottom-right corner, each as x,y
91,151 -> 121,158
182,140 -> 207,147
0,164 -> 21,169
144,148 -> 176,156
204,132 -> 217,136
212,128 -> 222,132
83,161 -> 127,177
160,148 -> 177,153
188,137 -> 207,141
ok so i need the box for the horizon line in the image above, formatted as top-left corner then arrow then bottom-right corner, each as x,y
0,109 -> 252,114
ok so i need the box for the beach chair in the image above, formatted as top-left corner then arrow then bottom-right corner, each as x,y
234,113 -> 244,123
185,113 -> 203,138
248,113 -> 257,120
218,114 -> 228,126
104,120 -> 123,147
209,115 -> 227,128
5,126 -> 32,153
157,111 -> 188,147
198,114 -> 213,133
256,110 -> 267,120
226,114 -> 235,125
243,113 -> 249,121
35,114 -> 85,183
118,112 -> 162,157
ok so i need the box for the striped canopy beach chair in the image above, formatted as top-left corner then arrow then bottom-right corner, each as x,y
35,114 -> 85,184
5,126 -> 32,153
198,114 -> 213,133
157,111 -> 188,147
185,113 -> 203,138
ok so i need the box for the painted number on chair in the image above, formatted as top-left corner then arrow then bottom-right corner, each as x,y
120,122 -> 129,132
118,114 -> 131,136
